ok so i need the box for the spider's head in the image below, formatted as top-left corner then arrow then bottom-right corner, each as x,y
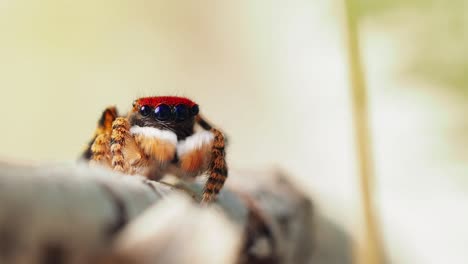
129,96 -> 199,140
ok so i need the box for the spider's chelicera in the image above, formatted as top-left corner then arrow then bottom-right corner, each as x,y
82,96 -> 228,203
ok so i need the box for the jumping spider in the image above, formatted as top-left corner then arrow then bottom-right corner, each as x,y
81,96 -> 228,203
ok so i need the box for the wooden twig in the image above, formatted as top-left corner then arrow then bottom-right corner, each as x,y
0,162 -> 313,264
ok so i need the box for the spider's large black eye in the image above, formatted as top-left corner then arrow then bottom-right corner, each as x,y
191,104 -> 199,116
139,105 -> 151,116
174,104 -> 190,121
154,104 -> 172,121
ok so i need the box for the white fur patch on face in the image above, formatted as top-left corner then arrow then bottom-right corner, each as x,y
130,126 -> 178,145
177,131 -> 214,157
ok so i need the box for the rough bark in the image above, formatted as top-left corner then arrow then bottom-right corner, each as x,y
0,161 -> 314,264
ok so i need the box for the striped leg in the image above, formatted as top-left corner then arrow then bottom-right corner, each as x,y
90,133 -> 111,166
202,128 -> 228,203
110,117 -> 131,173
82,106 -> 118,161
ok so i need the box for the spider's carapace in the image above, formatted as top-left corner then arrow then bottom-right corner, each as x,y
135,96 -> 198,108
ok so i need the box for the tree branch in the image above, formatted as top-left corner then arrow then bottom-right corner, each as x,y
0,161 -> 313,264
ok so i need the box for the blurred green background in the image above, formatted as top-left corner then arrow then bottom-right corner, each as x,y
358,0 -> 468,94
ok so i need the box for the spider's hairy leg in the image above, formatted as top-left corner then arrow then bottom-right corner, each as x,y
81,106 -> 118,160
110,117 -> 131,173
90,133 -> 111,166
196,114 -> 229,145
202,128 -> 228,203
195,115 -> 213,130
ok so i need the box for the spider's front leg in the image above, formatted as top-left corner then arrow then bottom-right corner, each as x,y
109,117 -> 133,173
84,106 -> 117,166
202,128 -> 228,203
87,108 -> 138,174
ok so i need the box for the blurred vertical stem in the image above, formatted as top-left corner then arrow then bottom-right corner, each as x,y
343,0 -> 385,263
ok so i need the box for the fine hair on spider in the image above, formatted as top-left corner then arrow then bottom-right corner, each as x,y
81,96 -> 228,203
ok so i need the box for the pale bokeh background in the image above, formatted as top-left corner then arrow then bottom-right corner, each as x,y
1,0 -> 467,263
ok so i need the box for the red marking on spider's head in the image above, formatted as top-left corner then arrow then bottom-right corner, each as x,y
134,96 -> 197,108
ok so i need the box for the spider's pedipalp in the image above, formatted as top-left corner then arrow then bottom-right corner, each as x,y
130,126 -> 177,163
177,130 -> 214,178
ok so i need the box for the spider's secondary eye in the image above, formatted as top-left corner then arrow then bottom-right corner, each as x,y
139,105 -> 151,116
154,104 -> 172,121
191,104 -> 199,116
174,104 -> 189,121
